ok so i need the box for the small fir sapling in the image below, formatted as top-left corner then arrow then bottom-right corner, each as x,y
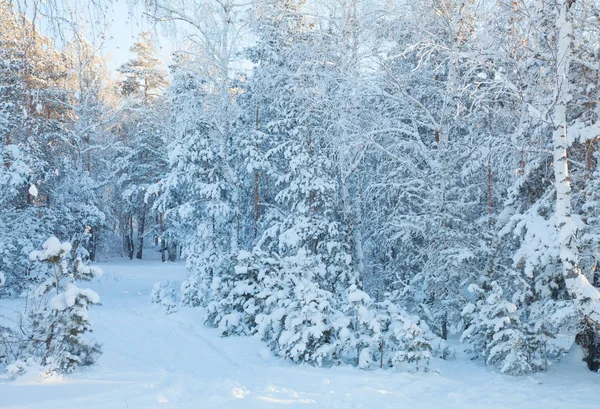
214,250 -> 261,336
25,237 -> 102,374
462,282 -> 531,374
151,281 -> 179,314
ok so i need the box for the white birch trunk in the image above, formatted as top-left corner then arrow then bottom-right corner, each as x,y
341,176 -> 365,284
552,1 -> 600,323
552,1 -> 577,278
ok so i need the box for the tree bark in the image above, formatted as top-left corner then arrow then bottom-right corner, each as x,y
136,202 -> 146,260
88,227 -> 97,262
254,104 -> 260,239
553,1 -> 578,281
341,175 -> 365,285
160,212 -> 167,262
129,214 -> 135,260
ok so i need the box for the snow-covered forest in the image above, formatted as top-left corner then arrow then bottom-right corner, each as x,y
2,0 -> 600,406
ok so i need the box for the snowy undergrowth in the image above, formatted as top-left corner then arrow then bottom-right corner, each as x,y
173,249 -> 447,371
2,259 -> 599,409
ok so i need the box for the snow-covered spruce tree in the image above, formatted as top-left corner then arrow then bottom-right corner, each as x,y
496,178 -> 577,370
346,295 -> 434,372
207,250 -> 261,336
149,55 -> 209,267
401,322 -> 434,372
22,237 -> 102,374
340,285 -> 376,367
146,1 -> 249,317
246,117 -> 351,364
275,249 -> 342,366
190,0 -> 360,354
258,2 -> 357,291
254,101 -> 353,364
253,251 -> 288,350
461,282 -> 532,374
151,281 -> 179,314
155,53 -> 236,310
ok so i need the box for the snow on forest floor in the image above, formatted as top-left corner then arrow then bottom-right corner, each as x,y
1,257 -> 599,409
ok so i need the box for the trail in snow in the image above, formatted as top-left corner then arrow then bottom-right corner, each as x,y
1,258 -> 599,409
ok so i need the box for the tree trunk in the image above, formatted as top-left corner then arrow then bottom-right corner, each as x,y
553,1 -> 578,281
168,241 -> 178,262
341,175 -> 365,285
136,202 -> 146,260
441,312 -> 448,341
121,215 -> 128,257
4,133 -> 10,168
128,215 -> 135,260
487,161 -> 493,225
254,104 -> 260,239
88,227 -> 97,262
159,212 -> 167,262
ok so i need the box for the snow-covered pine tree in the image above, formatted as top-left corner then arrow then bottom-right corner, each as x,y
157,54 -> 235,310
209,250 -> 261,336
0,5 -> 55,295
275,249 -> 341,366
151,281 -> 179,314
0,4 -> 114,293
145,1 -> 252,320
462,282 -> 532,374
23,237 -> 102,374
341,285 -> 376,367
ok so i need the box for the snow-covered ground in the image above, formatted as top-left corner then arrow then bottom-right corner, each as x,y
1,258 -> 598,409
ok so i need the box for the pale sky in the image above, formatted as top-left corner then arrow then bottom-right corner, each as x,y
102,0 -> 172,75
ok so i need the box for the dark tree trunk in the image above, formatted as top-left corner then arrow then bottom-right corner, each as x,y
168,241 -> 178,262
136,202 -> 146,260
88,227 -> 97,262
128,215 -> 134,260
159,212 -> 166,262
441,312 -> 448,341
161,241 -> 167,262
122,216 -> 127,257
